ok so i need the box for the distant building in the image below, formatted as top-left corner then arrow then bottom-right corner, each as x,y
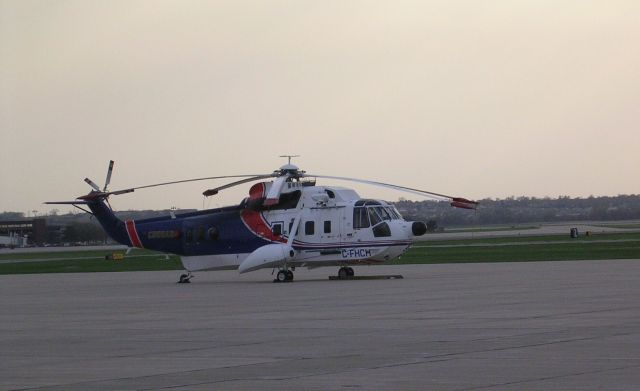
0,232 -> 29,247
0,219 -> 46,247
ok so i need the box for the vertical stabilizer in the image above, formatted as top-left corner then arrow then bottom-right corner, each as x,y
86,200 -> 134,246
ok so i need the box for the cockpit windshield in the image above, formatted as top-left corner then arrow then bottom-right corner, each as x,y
368,207 -> 382,225
353,204 -> 403,229
374,206 -> 392,221
390,206 -> 403,220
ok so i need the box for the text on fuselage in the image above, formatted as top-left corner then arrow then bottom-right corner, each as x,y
342,248 -> 373,259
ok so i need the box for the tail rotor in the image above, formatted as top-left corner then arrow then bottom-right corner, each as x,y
82,160 -> 117,209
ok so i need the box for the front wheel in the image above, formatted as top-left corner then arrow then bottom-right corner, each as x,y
276,270 -> 288,282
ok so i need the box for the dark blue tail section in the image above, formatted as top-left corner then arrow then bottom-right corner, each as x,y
87,200 -> 132,246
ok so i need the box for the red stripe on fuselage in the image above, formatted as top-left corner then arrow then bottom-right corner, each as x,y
242,182 -> 287,243
240,209 -> 287,243
125,220 -> 144,248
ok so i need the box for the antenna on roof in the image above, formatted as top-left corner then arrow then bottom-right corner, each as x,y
279,155 -> 300,165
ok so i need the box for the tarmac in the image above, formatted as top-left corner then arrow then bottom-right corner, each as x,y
2,260 -> 640,390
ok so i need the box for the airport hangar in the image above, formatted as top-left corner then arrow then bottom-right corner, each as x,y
0,218 -> 46,247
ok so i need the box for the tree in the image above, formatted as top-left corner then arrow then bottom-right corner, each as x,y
62,223 -> 107,243
426,220 -> 438,232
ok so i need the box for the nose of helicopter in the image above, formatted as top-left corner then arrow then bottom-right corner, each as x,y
411,221 -> 428,236
395,220 -> 427,240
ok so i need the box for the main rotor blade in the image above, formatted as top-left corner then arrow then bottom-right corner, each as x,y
135,174 -> 269,191
103,160 -> 114,191
303,173 -> 478,206
203,175 -> 274,197
104,174 -> 270,197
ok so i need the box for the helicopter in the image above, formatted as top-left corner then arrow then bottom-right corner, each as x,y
47,157 -> 478,282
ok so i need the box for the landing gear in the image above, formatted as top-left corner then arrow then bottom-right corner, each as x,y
338,267 -> 355,280
178,272 -> 193,283
275,269 -> 294,283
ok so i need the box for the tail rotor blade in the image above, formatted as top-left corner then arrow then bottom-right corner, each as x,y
103,160 -> 114,191
84,178 -> 101,192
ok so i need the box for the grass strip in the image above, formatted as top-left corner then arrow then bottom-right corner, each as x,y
1,232 -> 638,275
399,241 -> 640,264
418,232 -> 640,246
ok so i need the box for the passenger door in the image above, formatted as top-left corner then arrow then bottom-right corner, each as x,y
305,206 -> 343,246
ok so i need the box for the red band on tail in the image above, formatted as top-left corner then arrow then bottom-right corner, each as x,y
125,220 -> 144,248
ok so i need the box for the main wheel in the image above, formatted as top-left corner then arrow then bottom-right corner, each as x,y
347,267 -> 355,277
286,270 -> 294,281
338,267 -> 349,279
276,270 -> 288,282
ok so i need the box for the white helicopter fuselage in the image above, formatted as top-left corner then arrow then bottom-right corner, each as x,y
48,160 -> 475,282
180,181 -> 416,273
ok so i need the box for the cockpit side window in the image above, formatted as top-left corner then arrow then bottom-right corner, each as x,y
353,207 -> 370,229
373,222 -> 391,237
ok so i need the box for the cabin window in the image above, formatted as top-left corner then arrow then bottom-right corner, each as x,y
197,226 -> 206,242
272,222 -> 283,236
305,221 -> 315,235
353,207 -> 370,229
324,221 -> 331,233
208,227 -> 219,240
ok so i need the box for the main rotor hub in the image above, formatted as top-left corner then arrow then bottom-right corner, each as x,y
277,164 -> 303,178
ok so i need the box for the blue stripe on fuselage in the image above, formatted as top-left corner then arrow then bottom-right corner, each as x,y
88,200 -> 271,256
130,207 -> 271,256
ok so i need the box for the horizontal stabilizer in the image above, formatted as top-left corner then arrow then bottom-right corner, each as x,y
44,201 -> 91,205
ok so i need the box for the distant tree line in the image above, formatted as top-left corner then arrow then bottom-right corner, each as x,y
1,196 -> 639,242
395,194 -> 640,227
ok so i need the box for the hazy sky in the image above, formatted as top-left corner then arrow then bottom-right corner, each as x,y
1,1 -> 639,214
